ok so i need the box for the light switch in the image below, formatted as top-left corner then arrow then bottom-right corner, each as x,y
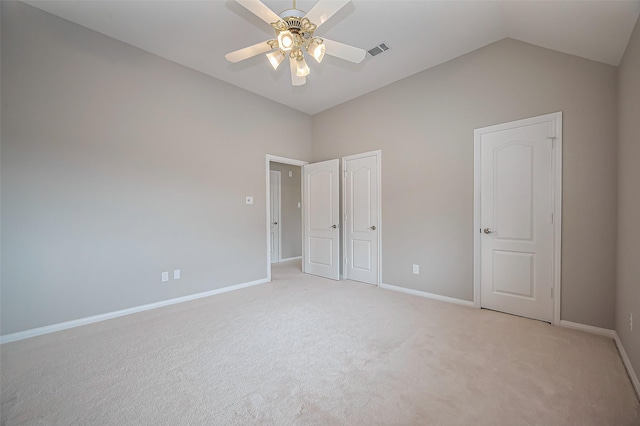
162,272 -> 169,282
246,196 -> 253,205
174,269 -> 181,280
289,171 -> 293,177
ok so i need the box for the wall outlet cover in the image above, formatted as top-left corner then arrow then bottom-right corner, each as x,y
174,269 -> 181,280
161,272 -> 169,282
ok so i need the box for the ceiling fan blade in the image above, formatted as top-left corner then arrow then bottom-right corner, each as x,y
225,40 -> 274,63
304,0 -> 350,28
322,38 -> 366,63
235,0 -> 281,26
289,57 -> 306,86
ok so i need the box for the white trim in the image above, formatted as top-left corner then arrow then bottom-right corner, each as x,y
266,155 -> 308,280
342,150 -> 382,286
473,112 -> 563,325
552,113 -> 563,325
558,321 -> 639,401
615,333 -> 640,401
559,320 -> 616,338
0,278 -> 269,345
279,256 -> 302,262
381,283 -> 474,307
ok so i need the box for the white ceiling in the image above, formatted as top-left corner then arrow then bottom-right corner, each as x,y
26,0 -> 640,115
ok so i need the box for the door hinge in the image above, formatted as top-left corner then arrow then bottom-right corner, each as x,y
550,213 -> 554,224
547,136 -> 557,149
550,287 -> 554,298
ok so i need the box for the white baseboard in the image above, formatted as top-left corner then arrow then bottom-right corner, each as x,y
614,333 -> 640,401
558,320 -> 638,402
380,283 -> 474,307
279,256 -> 302,262
559,320 -> 617,338
0,277 -> 270,345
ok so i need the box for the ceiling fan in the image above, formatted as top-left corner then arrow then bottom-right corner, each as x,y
225,0 -> 366,86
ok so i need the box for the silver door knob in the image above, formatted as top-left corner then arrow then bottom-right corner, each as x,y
483,228 -> 496,234
369,225 -> 376,230
331,224 -> 337,229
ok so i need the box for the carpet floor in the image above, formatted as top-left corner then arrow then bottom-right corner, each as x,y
1,260 -> 639,425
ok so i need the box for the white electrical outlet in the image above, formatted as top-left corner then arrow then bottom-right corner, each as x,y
161,272 -> 169,282
413,264 -> 419,274
630,313 -> 633,332
174,269 -> 181,280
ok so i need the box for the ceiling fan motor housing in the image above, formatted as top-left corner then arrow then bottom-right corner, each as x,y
272,8 -> 317,57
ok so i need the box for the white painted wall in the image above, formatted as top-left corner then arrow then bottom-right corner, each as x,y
616,15 -> 640,382
312,38 -> 618,329
1,2 -> 629,338
0,2 -> 312,335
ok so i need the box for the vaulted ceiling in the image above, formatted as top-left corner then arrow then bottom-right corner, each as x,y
26,1 -> 640,115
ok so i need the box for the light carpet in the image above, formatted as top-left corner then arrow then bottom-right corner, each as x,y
1,260 -> 639,425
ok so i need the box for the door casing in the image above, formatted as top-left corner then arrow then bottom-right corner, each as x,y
473,112 -> 562,325
265,155 -> 308,281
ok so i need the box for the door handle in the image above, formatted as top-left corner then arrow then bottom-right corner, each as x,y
273,222 -> 278,225
483,228 -> 496,234
331,224 -> 338,229
369,225 -> 376,230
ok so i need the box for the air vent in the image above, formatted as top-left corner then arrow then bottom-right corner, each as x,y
367,42 -> 390,57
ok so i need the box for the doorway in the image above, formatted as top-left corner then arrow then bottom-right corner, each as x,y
473,112 -> 562,324
266,152 -> 382,285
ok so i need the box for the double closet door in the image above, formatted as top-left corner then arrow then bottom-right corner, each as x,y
302,151 -> 380,286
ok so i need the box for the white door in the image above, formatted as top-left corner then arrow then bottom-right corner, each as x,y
477,114 -> 560,322
303,159 -> 340,280
344,152 -> 380,285
269,171 -> 281,264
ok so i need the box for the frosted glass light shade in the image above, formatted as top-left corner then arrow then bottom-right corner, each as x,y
308,40 -> 326,63
266,51 -> 285,70
278,31 -> 294,51
296,57 -> 310,77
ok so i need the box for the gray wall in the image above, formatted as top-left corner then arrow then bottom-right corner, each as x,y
616,15 -> 640,380
312,38 -> 618,329
0,2 -> 311,335
269,162 -> 302,260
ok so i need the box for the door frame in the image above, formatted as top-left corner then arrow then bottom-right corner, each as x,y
265,155 -> 308,281
342,150 -> 382,286
473,112 -> 562,325
269,170 -> 282,263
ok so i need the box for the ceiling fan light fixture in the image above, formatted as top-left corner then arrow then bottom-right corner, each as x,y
227,0 -> 367,86
296,56 -> 310,77
308,38 -> 325,63
266,50 -> 285,70
278,30 -> 295,51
